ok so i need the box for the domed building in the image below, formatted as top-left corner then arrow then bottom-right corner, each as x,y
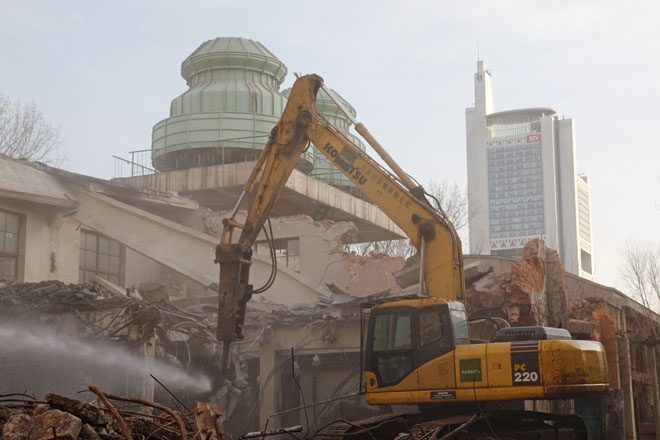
119,36 -> 402,243
151,37 -> 313,173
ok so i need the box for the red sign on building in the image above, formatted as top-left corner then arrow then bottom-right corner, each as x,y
527,134 -> 542,143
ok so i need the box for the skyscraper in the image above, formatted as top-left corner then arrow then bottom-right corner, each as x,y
466,61 -> 594,279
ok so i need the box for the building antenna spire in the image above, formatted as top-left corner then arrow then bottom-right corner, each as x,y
477,41 -> 480,62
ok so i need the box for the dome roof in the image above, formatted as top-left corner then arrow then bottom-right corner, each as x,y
150,37 -> 311,172
181,37 -> 287,85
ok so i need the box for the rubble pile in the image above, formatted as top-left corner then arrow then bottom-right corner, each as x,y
0,280 -> 217,343
0,281 -> 117,311
0,280 -> 221,413
465,239 -> 569,327
570,296 -> 620,388
0,278 -> 373,436
0,390 -> 225,440
570,297 -> 617,341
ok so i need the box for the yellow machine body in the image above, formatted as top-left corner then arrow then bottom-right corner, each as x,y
363,298 -> 609,405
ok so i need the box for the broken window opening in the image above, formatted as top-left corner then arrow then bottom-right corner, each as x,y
79,230 -> 123,285
255,237 -> 300,272
0,209 -> 20,282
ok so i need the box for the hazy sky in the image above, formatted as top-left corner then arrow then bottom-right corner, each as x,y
1,0 -> 659,292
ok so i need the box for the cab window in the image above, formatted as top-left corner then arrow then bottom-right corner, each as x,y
373,314 -> 411,350
371,313 -> 412,386
450,309 -> 469,340
418,309 -> 443,347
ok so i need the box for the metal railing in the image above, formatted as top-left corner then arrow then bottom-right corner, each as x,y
112,154 -> 157,179
111,147 -> 370,202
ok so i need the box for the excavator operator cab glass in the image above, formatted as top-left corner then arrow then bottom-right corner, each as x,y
371,312 -> 413,387
418,309 -> 444,346
450,308 -> 470,343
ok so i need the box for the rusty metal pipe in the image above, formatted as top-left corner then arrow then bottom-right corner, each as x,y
101,391 -> 188,440
88,385 -> 132,440
239,425 -> 302,439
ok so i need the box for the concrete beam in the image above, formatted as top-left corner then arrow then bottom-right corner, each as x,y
73,189 -> 332,306
114,161 -> 405,242
86,183 -> 199,210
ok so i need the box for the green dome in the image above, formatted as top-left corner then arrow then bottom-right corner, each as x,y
152,37 -> 312,172
181,37 -> 287,86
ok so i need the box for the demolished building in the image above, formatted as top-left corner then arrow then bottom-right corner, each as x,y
2,35 -> 660,440
0,149 -> 406,436
0,37 -> 410,437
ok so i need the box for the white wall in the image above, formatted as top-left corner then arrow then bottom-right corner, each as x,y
0,199 -> 80,283
540,116 -> 560,252
556,118 -> 581,275
465,61 -> 494,255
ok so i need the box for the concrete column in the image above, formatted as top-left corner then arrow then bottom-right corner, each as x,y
619,311 -> 637,440
258,345 -> 277,429
143,337 -> 156,406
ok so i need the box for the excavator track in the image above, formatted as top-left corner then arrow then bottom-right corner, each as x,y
311,410 -> 589,440
310,414 -> 414,440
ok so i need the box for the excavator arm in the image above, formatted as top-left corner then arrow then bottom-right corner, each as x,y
215,75 -> 609,437
215,74 -> 465,368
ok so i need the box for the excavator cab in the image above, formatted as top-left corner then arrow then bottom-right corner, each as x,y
364,297 -> 468,390
363,297 -> 609,407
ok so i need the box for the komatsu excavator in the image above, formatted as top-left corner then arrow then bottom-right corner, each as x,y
215,74 -> 609,438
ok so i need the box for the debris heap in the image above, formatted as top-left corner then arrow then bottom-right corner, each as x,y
465,239 -> 569,328
0,390 -> 227,440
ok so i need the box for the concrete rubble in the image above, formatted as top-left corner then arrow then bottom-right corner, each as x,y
455,239 -> 608,340
0,279 -> 386,438
0,392 -> 236,440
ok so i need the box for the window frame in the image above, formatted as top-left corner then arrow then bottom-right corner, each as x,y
79,230 -> 124,285
368,309 -> 415,388
255,237 -> 300,271
0,208 -> 23,282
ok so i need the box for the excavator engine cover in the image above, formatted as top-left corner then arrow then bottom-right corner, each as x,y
495,326 -> 572,342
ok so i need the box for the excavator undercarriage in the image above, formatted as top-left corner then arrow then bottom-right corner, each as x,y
311,410 -> 590,440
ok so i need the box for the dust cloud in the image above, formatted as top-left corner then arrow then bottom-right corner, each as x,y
0,320 -> 211,397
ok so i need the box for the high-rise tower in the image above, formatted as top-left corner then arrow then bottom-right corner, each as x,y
466,61 -> 594,279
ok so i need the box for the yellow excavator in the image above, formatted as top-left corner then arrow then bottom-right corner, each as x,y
215,74 -> 608,438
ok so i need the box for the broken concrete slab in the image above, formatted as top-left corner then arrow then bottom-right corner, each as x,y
45,394 -> 106,427
2,414 -> 33,440
464,260 -> 492,281
77,424 -> 101,440
91,276 -> 126,298
29,409 -> 82,440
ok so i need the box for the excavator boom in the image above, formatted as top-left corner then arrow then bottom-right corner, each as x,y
216,74 -> 465,352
